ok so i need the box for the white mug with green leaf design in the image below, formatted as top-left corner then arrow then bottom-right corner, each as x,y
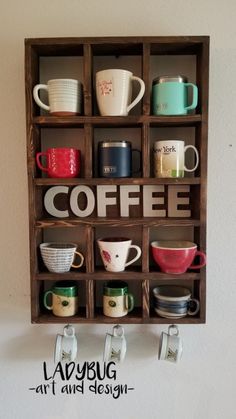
103,280 -> 134,318
44,281 -> 78,317
103,325 -> 126,363
54,324 -> 77,363
159,325 -> 183,363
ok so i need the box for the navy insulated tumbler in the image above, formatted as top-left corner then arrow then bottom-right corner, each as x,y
98,141 -> 133,178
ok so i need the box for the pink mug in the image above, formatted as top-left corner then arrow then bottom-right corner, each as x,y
36,147 -> 80,178
151,240 -> 206,274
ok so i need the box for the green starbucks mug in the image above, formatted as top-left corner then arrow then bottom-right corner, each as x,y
103,280 -> 134,318
152,75 -> 198,115
44,281 -> 78,317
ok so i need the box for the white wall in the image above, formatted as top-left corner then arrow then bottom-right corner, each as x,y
1,1 -> 236,418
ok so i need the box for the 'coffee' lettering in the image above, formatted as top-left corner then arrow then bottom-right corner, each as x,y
44,185 -> 191,218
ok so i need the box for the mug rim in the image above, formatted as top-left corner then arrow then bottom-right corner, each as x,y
153,75 -> 188,84
159,331 -> 168,359
153,285 -> 191,300
40,242 -> 77,250
154,139 -> 184,145
96,68 -> 132,76
98,140 -> 131,148
48,78 -> 80,83
103,280 -> 128,295
43,147 -> 79,152
54,334 -> 62,363
53,280 -> 78,290
151,240 -> 197,250
98,237 -> 131,243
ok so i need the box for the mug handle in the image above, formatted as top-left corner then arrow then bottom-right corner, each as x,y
184,145 -> 199,172
113,325 -> 124,337
189,251 -> 206,270
127,76 -> 145,113
168,325 -> 179,336
184,83 -> 198,111
125,245 -> 142,267
36,152 -> 49,172
125,293 -> 135,312
187,299 -> 200,316
71,250 -> 84,268
132,149 -> 141,174
64,324 -> 75,337
33,84 -> 50,111
43,290 -> 53,310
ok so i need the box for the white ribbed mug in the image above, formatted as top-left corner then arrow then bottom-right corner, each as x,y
33,78 -> 82,115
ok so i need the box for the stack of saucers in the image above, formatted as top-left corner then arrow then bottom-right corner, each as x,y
153,285 -> 199,319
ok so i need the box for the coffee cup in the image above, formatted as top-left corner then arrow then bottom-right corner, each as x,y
44,281 -> 79,317
153,140 -> 199,178
152,75 -> 198,115
151,240 -> 206,274
98,140 -> 141,178
40,242 -> 84,273
103,281 -> 134,317
36,147 -> 81,178
159,325 -> 183,363
103,325 -> 127,363
96,69 -> 145,116
153,285 -> 200,319
54,324 -> 78,363
33,78 -> 82,115
97,237 -> 142,272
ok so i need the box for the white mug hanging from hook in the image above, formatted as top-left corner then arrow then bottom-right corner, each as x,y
103,325 -> 127,363
54,324 -> 78,363
158,325 -> 183,363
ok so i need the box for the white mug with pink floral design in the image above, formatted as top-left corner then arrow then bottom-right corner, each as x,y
97,237 -> 142,272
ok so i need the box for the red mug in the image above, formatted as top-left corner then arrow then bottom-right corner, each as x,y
151,240 -> 206,274
36,147 -> 80,178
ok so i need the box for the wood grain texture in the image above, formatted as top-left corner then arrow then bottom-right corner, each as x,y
35,218 -> 201,228
33,114 -> 202,127
25,36 -> 209,325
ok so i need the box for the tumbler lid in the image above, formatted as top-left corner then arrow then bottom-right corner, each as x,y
99,140 -> 131,148
152,75 -> 188,85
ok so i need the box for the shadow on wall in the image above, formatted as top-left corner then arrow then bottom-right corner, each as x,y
2,324 -> 159,362
2,328 -> 56,362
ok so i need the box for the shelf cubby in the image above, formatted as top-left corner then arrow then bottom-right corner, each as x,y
25,36 -> 209,324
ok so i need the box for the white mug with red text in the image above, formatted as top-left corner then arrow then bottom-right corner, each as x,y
96,69 -> 145,116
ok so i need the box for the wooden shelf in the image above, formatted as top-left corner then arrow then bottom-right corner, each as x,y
34,177 -> 201,186
35,271 -> 201,281
33,311 -> 203,325
25,36 -> 209,325
33,114 -> 202,127
35,217 -> 200,228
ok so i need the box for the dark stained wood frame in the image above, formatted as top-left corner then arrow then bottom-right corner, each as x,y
25,36 -> 209,324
